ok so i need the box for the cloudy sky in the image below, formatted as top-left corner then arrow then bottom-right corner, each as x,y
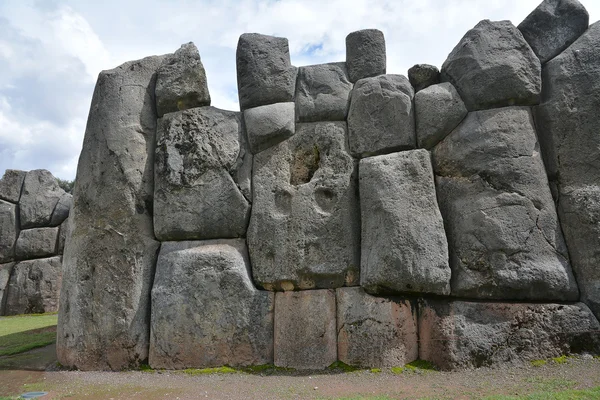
0,0 -> 598,180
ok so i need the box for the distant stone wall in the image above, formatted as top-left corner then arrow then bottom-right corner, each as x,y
57,0 -> 600,371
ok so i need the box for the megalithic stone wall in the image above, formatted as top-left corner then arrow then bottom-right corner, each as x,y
56,0 -> 600,372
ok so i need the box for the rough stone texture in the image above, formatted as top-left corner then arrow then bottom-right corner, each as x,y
337,287 -> 418,368
347,75 -> 415,157
346,29 -> 386,83
415,82 -> 467,149
534,22 -> 600,319
0,263 -> 14,315
274,290 -> 337,369
0,200 -> 18,264
441,19 -> 541,111
5,256 -> 62,315
155,42 -> 211,117
149,240 -> 274,369
49,192 -> 72,226
244,102 -> 295,154
419,299 -> 600,370
15,227 -> 59,260
433,107 -> 579,301
0,169 -> 26,204
248,122 -> 360,291
57,55 -> 165,371
359,150 -> 451,295
236,33 -> 296,110
19,170 -> 65,229
408,64 -> 440,92
57,218 -> 70,255
295,62 -> 352,122
518,0 -> 589,64
154,106 -> 250,241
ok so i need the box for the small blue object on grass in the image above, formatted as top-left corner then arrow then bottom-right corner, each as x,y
20,392 -> 48,399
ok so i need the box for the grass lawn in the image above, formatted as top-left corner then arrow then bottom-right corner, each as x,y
0,313 -> 57,357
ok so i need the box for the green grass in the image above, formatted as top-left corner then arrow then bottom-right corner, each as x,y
0,313 -> 58,356
182,366 -> 237,375
552,355 -> 570,364
530,359 -> 547,367
328,361 -> 359,372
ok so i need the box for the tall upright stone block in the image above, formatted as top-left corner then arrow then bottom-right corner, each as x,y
0,200 -> 18,264
346,29 -> 386,83
0,263 -> 14,315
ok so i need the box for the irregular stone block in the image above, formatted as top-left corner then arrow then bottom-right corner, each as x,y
15,227 -> 59,260
432,107 -> 579,301
154,106 -> 250,241
518,0 -> 589,64
419,299 -> 600,370
248,122 -> 360,290
360,150 -> 450,295
0,169 -> 26,204
244,102 -> 295,154
408,64 -> 440,92
20,170 -> 65,229
5,256 -> 62,315
149,240 -> 274,369
274,290 -> 336,369
415,82 -> 467,149
236,33 -> 296,110
0,263 -> 14,315
346,29 -> 386,83
295,62 -> 352,122
0,200 -> 18,264
347,75 -> 415,157
441,20 -> 541,111
57,55 -> 165,370
57,218 -> 70,255
337,287 -> 418,368
49,192 -> 72,226
155,42 -> 211,117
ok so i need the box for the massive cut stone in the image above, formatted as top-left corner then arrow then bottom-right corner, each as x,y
295,62 -> 352,122
236,33 -> 296,110
415,82 -> 467,149
518,0 -> 589,64
15,227 -> 59,260
0,263 -> 14,315
346,29 -> 386,83
360,150 -> 451,295
337,287 -> 418,368
0,200 -> 18,263
154,106 -> 250,241
0,169 -> 26,203
274,290 -> 337,369
248,122 -> 360,290
244,102 -> 295,154
433,107 -> 579,301
441,20 -> 541,111
347,75 -> 415,157
49,192 -> 72,226
149,240 -> 274,369
534,22 -> 600,319
5,256 -> 62,315
57,218 -> 70,255
57,55 -> 165,371
419,300 -> 600,370
155,42 -> 211,117
19,170 -> 65,229
408,64 -> 440,92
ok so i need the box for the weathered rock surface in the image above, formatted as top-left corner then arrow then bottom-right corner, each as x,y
441,20 -> 541,111
154,106 -> 250,241
244,102 -> 295,154
57,218 -> 70,255
155,42 -> 210,117
408,64 -> 440,92
15,227 -> 58,260
433,107 -> 579,301
274,290 -> 337,369
0,263 -> 14,315
337,287 -> 418,368
518,0 -> 589,64
347,75 -> 415,157
0,200 -> 18,263
419,300 -> 600,370
295,62 -> 352,122
19,170 -> 64,229
149,240 -> 274,369
49,192 -> 72,226
237,33 -> 296,110
248,122 -> 360,290
346,29 -> 386,83
360,150 -> 451,295
415,82 -> 467,149
5,256 -> 62,315
0,169 -> 26,203
57,55 -> 165,370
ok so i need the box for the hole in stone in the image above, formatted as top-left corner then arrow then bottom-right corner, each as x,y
290,144 -> 320,186
406,284 -> 413,290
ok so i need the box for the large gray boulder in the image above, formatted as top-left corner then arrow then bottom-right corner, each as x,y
19,170 -> 65,229
149,240 -> 274,369
419,300 -> 600,370
15,227 -> 59,260
49,192 -> 72,226
359,150 -> 451,295
0,262 -> 14,315
441,20 -> 541,111
57,55 -> 165,371
433,107 -> 579,301
0,169 -> 26,204
243,102 -> 295,154
236,33 -> 296,110
57,218 -> 70,255
155,42 -> 211,117
337,287 -> 418,368
247,122 -> 360,290
0,200 -> 18,263
346,29 -> 386,83
5,256 -> 62,315
408,64 -> 440,92
518,0 -> 589,64
295,62 -> 352,122
347,75 -> 415,157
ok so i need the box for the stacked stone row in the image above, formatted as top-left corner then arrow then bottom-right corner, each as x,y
0,169 -> 71,315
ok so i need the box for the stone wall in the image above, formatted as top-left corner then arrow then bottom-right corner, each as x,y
57,0 -> 600,371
